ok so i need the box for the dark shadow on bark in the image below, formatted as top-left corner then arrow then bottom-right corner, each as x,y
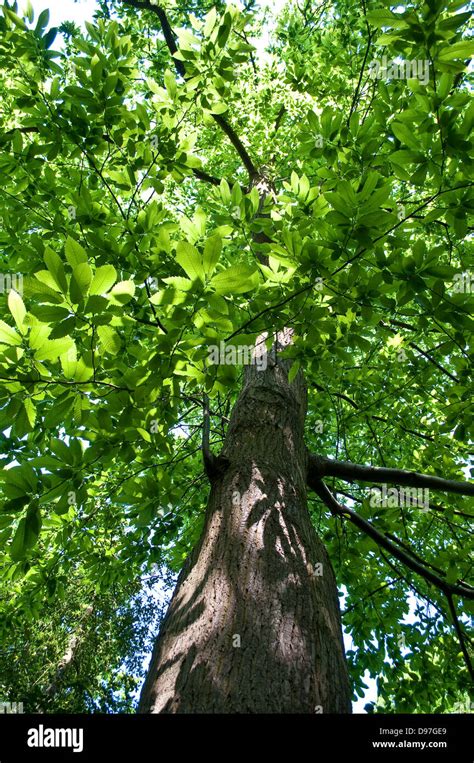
139,358 -> 351,713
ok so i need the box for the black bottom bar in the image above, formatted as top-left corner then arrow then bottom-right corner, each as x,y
0,713 -> 471,761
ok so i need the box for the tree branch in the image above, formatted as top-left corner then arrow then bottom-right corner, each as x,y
330,183 -> 474,278
379,550 -> 474,675
120,1 -> 257,178
308,477 -> 474,600
202,392 -> 213,477
446,593 -> 474,682
313,382 -> 435,442
273,105 -> 286,135
202,394 -> 229,480
308,453 -> 474,497
211,113 -> 257,178
347,17 -> 372,127
120,0 -> 185,74
380,321 -> 459,384
0,375 -> 129,392
43,604 -> 94,704
334,487 -> 474,521
191,167 -> 221,186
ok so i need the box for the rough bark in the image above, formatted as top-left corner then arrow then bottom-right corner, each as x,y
139,337 -> 351,713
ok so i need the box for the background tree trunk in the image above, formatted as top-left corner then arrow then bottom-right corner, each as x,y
139,337 -> 351,713
40,605 -> 94,710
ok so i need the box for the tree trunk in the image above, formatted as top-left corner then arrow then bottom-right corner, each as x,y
139,338 -> 351,713
41,605 -> 94,710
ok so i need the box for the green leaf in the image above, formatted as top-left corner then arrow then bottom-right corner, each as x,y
203,235 -> 222,277
34,336 -> 75,362
14,402 -> 34,437
91,54 -> 103,87
44,247 -> 68,293
4,8 -> 28,30
446,562 -> 458,584
137,427 -> 152,443
41,27 -> 57,50
3,465 -> 38,497
65,237 -> 88,268
208,102 -> 228,115
7,289 -> 26,332
164,68 -> 177,99
104,73 -> 118,96
220,179 -> 231,204
288,360 -> 300,384
437,12 -> 471,32
0,319 -> 22,346
97,325 -> 121,355
366,10 -> 409,28
210,264 -> 259,295
204,6 -> 217,36
9,505 -> 41,561
159,276 -> 193,292
389,149 -> 422,166
23,398 -> 36,429
28,322 -> 51,350
437,41 -> 474,62
89,265 -> 117,295
35,8 -> 49,33
391,123 -> 420,150
108,280 -> 135,305
49,437 -> 73,464
176,242 -> 205,282
70,262 -> 93,302
60,342 -> 77,379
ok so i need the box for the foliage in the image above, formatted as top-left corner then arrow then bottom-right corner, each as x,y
0,572 -> 171,712
0,0 -> 472,711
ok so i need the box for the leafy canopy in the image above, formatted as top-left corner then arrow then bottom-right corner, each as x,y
0,0 -> 472,712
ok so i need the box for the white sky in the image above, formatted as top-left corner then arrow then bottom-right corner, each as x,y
29,0 -> 98,28
27,0 -> 288,29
